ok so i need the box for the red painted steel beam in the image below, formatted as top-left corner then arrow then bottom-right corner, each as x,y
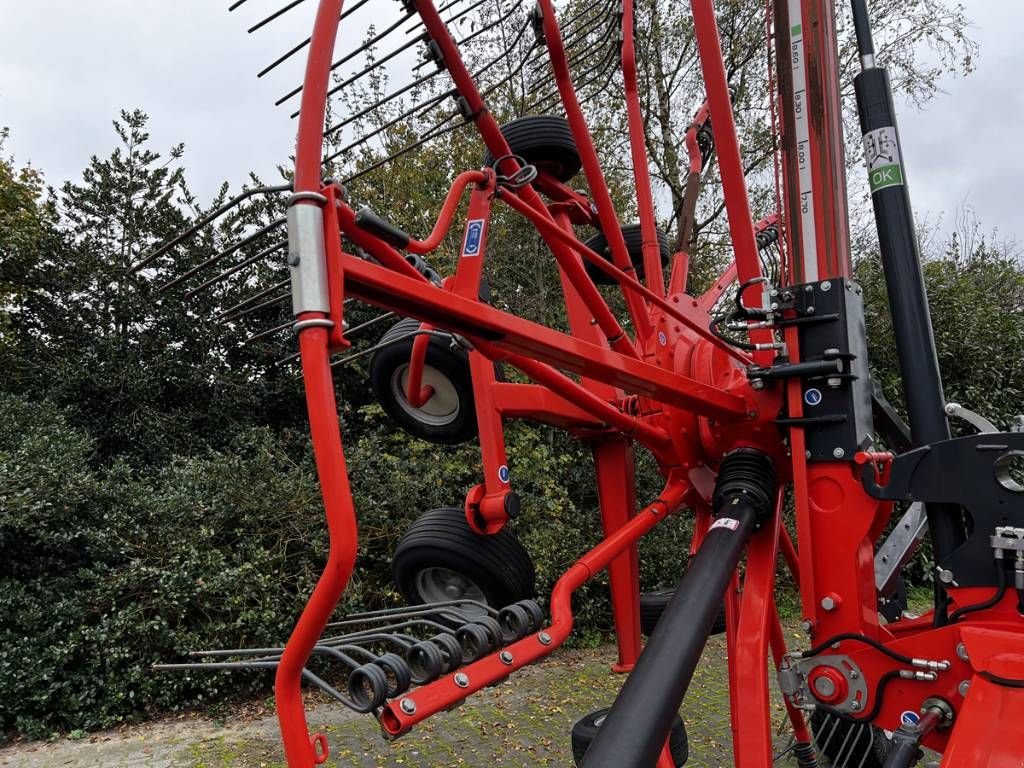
342,254 -> 749,419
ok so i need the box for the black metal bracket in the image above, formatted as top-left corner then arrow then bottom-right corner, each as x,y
862,432 -> 1024,587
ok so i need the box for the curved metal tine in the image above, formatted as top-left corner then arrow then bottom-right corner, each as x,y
153,660 -> 279,671
322,88 -> 454,165
340,117 -> 470,185
328,601 -> 494,629
246,0 -> 309,34
159,218 -> 286,292
339,598 -> 496,622
134,184 -> 290,273
833,722 -> 859,768
275,9 -> 417,107
300,668 -> 356,707
323,67 -> 445,138
219,278 -> 291,320
346,312 -> 396,337
258,0 -> 373,79
527,0 -> 614,77
814,712 -> 842,756
327,618 -> 460,638
223,291 -> 291,323
304,32 -> 430,120
528,44 -> 619,112
856,727 -> 873,768
318,632 -> 418,651
183,237 -> 288,299
413,0 -> 524,76
242,318 -> 293,346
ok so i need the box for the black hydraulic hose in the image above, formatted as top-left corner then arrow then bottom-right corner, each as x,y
583,450 -> 776,768
850,2 -> 965,624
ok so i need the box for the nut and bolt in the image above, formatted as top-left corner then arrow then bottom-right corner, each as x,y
821,596 -> 837,611
832,447 -> 846,459
499,651 -> 514,665
850,700 -> 861,710
751,379 -> 766,390
802,619 -> 814,633
399,698 -> 417,714
288,253 -> 301,266
938,569 -> 955,584
538,632 -> 552,645
827,377 -> 843,389
956,643 -> 969,662
958,680 -> 971,697
454,672 -> 470,688
820,280 -> 832,292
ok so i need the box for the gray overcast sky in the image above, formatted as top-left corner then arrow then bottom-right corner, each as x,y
2,1 -> 1021,244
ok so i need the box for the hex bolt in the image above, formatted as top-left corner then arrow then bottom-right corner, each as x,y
958,680 -> 971,697
848,669 -> 859,680
751,378 -> 766,390
399,698 -> 417,715
454,673 -> 469,688
538,632 -> 552,645
801,619 -> 814,633
821,280 -> 832,292
832,447 -> 846,459
956,643 -> 969,662
499,651 -> 514,665
938,569 -> 955,584
288,253 -> 301,267
821,595 -> 838,611
850,700 -> 861,710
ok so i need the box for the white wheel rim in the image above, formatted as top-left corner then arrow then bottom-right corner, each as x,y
414,567 -> 488,616
390,363 -> 461,426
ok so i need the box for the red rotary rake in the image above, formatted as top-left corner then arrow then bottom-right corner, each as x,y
148,0 -> 1024,765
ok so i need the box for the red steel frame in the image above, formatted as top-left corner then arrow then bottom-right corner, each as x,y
264,0 -> 1024,765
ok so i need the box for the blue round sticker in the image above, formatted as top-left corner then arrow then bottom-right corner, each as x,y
498,465 -> 510,483
900,710 -> 920,726
804,388 -> 823,407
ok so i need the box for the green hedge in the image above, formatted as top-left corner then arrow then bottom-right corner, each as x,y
0,394 -> 694,737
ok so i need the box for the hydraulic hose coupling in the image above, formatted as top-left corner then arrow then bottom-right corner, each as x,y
711,448 -> 777,528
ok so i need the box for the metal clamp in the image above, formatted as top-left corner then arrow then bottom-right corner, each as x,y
944,402 -> 999,434
286,202 -> 331,317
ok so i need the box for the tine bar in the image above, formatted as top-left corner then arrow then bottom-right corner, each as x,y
248,0 -> 308,33
218,277 -> 290,319
243,319 -> 294,346
160,218 -> 286,292
275,9 -> 417,106
257,0 -> 372,78
183,238 -> 288,299
133,184 -> 290,272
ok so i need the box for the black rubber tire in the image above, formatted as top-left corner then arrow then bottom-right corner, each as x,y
583,223 -> 671,285
393,507 -> 536,610
639,589 -> 726,637
571,707 -> 688,767
808,708 -> 894,768
368,317 -> 477,445
483,115 -> 582,182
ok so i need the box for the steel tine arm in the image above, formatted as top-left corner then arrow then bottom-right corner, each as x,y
324,67 -> 445,137
276,9 -> 417,106
338,599 -> 496,622
160,218 -> 286,292
134,185 -> 290,272
183,238 -> 288,299
340,118 -> 470,185
247,0 -> 308,34
243,319 -> 294,346
219,278 -> 291,319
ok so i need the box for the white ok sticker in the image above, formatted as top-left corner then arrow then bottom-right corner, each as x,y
710,517 -> 740,532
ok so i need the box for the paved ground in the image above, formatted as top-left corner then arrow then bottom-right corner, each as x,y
0,630 -> 808,768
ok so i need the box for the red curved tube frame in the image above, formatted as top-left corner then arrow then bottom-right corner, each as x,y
379,478 -> 691,736
404,170 -> 488,254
